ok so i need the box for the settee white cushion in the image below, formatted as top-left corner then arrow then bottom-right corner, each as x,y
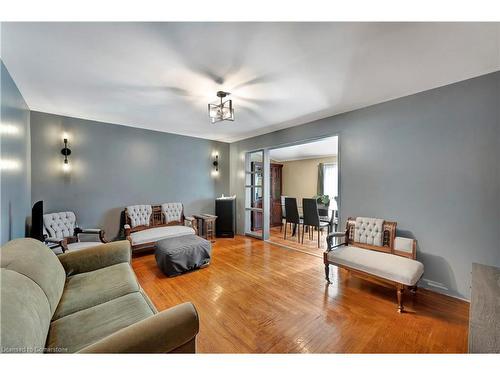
126,205 -> 152,228
161,203 -> 183,223
43,211 -> 77,239
354,217 -> 384,246
327,245 -> 424,285
129,225 -> 195,246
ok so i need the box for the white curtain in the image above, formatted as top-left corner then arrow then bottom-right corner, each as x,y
323,163 -> 338,210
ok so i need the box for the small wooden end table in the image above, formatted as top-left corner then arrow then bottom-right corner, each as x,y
193,214 -> 217,242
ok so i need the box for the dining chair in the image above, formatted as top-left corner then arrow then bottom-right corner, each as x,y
280,195 -> 288,232
302,198 -> 330,248
284,197 -> 301,242
319,207 -> 338,233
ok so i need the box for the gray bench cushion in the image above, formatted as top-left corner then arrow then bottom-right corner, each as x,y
155,235 -> 211,277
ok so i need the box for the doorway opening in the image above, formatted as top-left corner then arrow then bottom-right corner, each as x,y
270,136 -> 339,256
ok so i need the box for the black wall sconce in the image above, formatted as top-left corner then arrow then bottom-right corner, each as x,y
212,152 -> 219,177
213,154 -> 219,172
61,135 -> 71,173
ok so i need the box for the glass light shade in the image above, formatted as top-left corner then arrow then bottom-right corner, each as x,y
62,160 -> 71,173
208,99 -> 234,124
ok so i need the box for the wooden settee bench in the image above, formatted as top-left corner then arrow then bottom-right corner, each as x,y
324,217 -> 424,312
124,203 -> 198,253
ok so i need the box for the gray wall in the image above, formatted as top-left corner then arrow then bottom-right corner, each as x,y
30,111 -> 229,240
230,71 -> 500,300
0,61 -> 31,245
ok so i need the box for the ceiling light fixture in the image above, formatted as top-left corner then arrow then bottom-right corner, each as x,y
208,91 -> 234,124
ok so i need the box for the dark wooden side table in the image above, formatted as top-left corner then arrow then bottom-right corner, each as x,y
193,214 -> 217,242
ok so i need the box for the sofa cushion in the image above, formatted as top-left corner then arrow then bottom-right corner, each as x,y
130,225 -> 195,246
1,238 -> 66,315
0,269 -> 52,353
327,246 -> 424,285
47,292 -> 155,353
53,263 -> 140,320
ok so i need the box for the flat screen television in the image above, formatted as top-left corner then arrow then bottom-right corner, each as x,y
30,200 -> 44,241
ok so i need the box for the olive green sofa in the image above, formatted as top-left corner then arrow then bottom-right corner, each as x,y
0,238 -> 199,353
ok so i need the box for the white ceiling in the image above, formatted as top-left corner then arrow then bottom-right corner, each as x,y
2,23 -> 499,142
269,136 -> 338,162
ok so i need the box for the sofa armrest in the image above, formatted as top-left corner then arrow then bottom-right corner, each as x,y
124,224 -> 131,238
58,240 -> 131,276
78,302 -> 199,353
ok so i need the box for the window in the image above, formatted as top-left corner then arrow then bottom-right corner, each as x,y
323,163 -> 338,210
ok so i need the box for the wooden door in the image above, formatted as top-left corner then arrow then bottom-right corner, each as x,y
250,162 -> 283,230
270,164 -> 283,227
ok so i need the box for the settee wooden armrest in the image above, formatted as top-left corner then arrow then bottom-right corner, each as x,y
184,216 -> 198,235
45,237 -> 68,252
74,227 -> 107,243
124,224 -> 131,238
326,231 -> 347,251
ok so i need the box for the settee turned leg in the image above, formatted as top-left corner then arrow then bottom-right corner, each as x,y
325,264 -> 331,284
397,285 -> 404,313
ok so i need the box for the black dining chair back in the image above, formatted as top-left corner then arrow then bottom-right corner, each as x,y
281,196 -> 287,219
284,197 -> 300,224
302,198 -> 321,227
283,197 -> 301,242
317,206 -> 329,218
302,198 -> 329,247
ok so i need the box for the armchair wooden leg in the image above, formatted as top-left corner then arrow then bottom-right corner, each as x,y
301,225 -> 305,244
317,227 -> 320,248
397,285 -> 404,313
325,264 -> 331,283
284,221 -> 287,239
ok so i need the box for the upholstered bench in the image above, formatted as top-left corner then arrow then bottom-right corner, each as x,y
155,235 -> 212,277
324,217 -> 424,312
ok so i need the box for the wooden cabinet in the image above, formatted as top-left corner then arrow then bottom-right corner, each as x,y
270,164 -> 283,227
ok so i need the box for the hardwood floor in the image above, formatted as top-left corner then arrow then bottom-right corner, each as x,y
132,235 -> 469,353
269,225 -> 328,257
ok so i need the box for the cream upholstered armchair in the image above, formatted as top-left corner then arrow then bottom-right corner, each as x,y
43,211 -> 106,253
